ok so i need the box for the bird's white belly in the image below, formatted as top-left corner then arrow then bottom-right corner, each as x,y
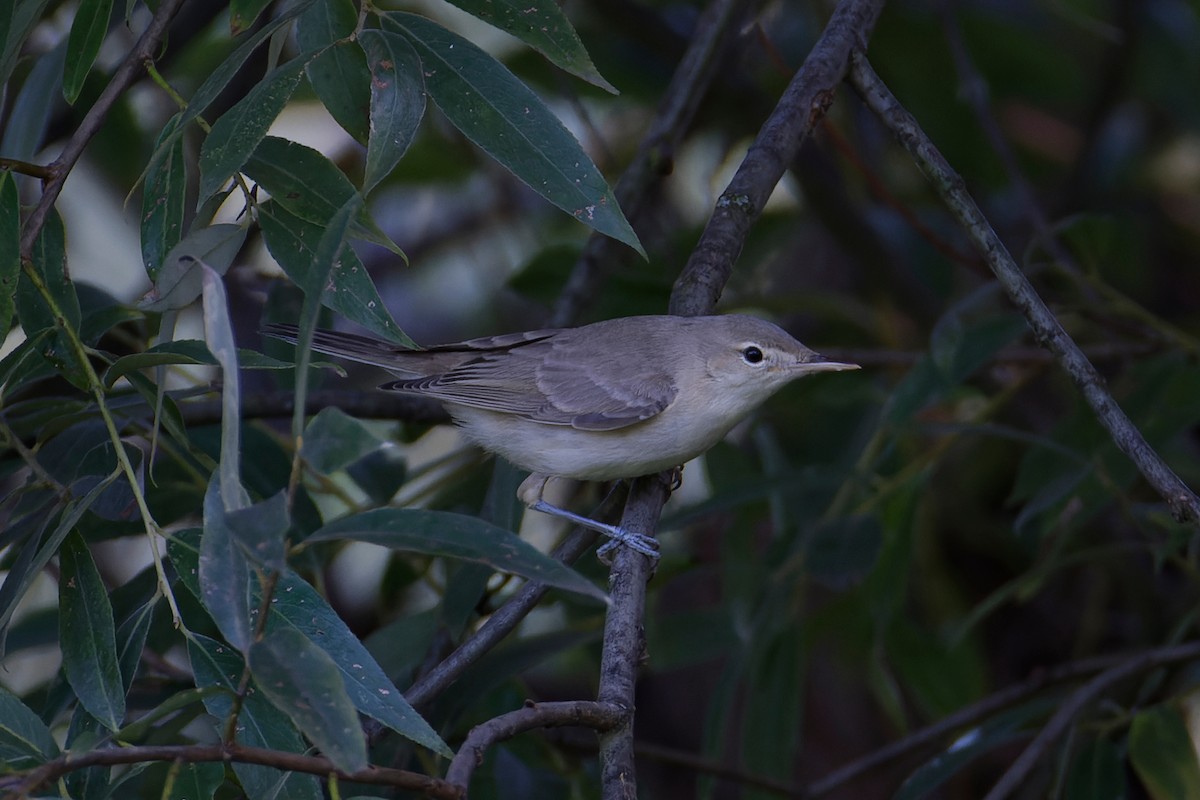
447,404 -> 733,481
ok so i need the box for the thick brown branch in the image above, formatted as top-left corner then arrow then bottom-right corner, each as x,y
446,700 -> 626,790
5,742 -> 462,800
669,0 -> 887,317
847,52 -> 1200,524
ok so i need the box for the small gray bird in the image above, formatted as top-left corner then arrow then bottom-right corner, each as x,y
265,315 -> 858,557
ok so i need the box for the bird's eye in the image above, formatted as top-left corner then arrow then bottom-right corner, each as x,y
741,346 -> 764,364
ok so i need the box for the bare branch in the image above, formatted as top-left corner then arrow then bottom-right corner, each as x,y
847,51 -> 1200,524
670,0 -> 887,317
5,742 -> 462,799
19,0 -> 186,257
446,700 -> 626,790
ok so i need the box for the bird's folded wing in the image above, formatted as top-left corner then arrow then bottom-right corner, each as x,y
383,345 -> 678,431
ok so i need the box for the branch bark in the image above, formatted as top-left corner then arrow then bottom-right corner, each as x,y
670,0 -> 887,317
5,742 -> 462,799
847,51 -> 1200,524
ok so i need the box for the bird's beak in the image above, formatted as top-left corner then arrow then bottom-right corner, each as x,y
796,355 -> 860,373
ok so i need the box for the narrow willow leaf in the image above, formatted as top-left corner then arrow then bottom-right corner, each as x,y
0,1 -> 53,90
358,29 -> 424,193
1130,706 -> 1200,800
445,0 -> 617,93
199,477 -> 252,652
141,113 -> 187,280
0,685 -> 59,768
301,407 -> 383,474
297,0 -> 370,143
230,0 -> 274,35
62,0 -> 113,104
59,532 -> 125,731
244,136 -> 406,259
15,211 -> 87,385
197,55 -> 309,201
200,263 -> 249,510
0,42 -> 66,163
383,12 -> 644,256
188,634 -> 323,800
248,628 -> 368,774
308,508 -> 606,602
139,224 -> 248,312
170,532 -> 450,756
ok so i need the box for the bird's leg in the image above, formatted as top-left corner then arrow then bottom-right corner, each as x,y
517,474 -> 660,559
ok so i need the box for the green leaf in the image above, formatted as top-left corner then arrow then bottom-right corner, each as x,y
188,634 -> 323,800
301,407 -> 384,474
139,223 -> 248,312
59,532 -> 125,730
308,508 -> 607,602
171,532 -> 449,756
198,55 -> 309,201
140,113 -> 187,280
1066,737 -> 1127,800
0,1 -> 53,91
230,0 -> 274,35
248,627 -> 368,775
103,339 -> 215,389
15,210 -> 87,386
244,136 -> 406,259
257,199 -> 412,345
382,12 -> 644,256
0,42 -> 66,164
0,172 -> 17,337
200,263 -> 250,513
62,0 -> 112,104
358,29 -> 425,193
445,0 -> 617,93
167,763 -> 224,800
226,490 -> 289,571
1130,705 -> 1200,800
199,477 -> 253,652
0,684 -> 59,768
297,0 -> 370,143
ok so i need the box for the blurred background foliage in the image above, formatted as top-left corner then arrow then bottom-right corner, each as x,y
2,0 -> 1200,798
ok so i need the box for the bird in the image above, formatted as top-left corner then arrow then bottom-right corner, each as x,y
264,315 -> 858,558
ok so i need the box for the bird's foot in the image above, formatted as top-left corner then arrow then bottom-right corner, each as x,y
528,500 -> 660,561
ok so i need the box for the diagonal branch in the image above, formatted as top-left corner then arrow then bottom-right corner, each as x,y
19,0 -> 186,257
670,0 -> 887,317
847,51 -> 1200,525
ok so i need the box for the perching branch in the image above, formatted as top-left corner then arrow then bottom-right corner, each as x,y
847,51 -> 1200,525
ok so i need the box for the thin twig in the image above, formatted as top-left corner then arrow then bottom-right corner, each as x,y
4,742 -> 462,800
669,0 -> 887,317
446,700 -> 626,790
847,52 -> 1200,524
